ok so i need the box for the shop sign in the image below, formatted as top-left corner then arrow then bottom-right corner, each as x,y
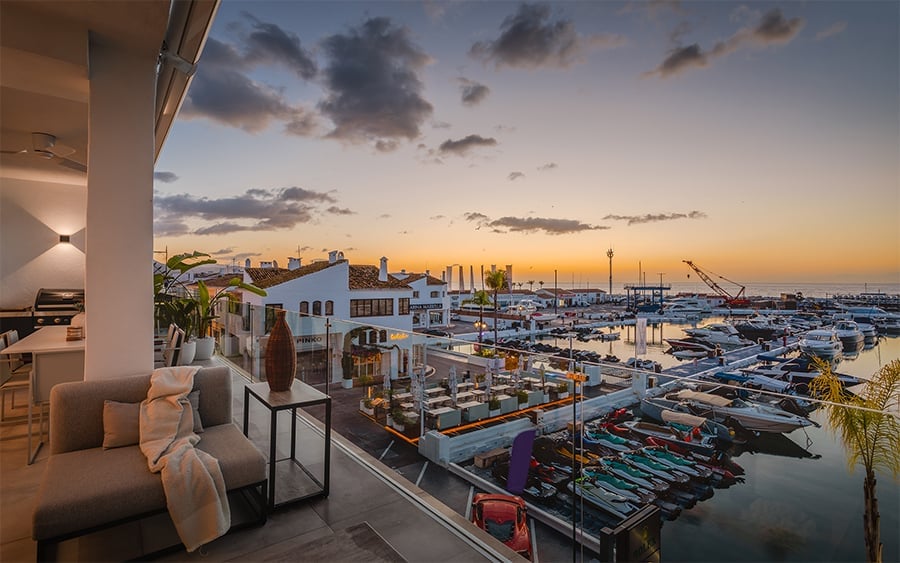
410,303 -> 442,310
295,334 -> 326,352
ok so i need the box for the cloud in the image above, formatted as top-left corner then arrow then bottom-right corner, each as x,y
537,162 -> 558,171
239,12 -> 317,79
459,78 -> 491,105
153,171 -> 179,183
378,213 -> 392,219
318,17 -> 433,149
508,171 -> 525,181
183,38 -> 317,134
326,206 -> 355,215
438,134 -> 498,156
603,211 -> 707,225
647,9 -> 803,78
815,21 -> 847,41
430,214 -> 446,220
470,3 -> 625,69
154,186 -> 342,236
211,248 -> 236,255
465,212 -> 605,234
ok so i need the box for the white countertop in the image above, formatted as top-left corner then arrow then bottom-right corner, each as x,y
2,326 -> 85,354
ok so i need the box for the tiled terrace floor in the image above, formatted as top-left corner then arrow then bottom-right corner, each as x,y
0,358 -> 523,562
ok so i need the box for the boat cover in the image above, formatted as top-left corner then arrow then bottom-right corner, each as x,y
671,389 -> 732,407
661,410 -> 708,427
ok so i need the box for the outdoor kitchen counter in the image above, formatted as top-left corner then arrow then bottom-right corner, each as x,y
2,326 -> 84,354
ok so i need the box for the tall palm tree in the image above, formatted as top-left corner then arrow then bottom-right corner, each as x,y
538,281 -> 544,290
527,280 -> 535,292
809,359 -> 900,563
484,270 -> 507,346
464,290 -> 491,344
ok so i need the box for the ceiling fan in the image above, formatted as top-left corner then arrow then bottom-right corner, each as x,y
1,132 -> 87,172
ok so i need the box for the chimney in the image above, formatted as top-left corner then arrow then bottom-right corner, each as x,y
379,257 -> 388,282
288,257 -> 302,270
445,266 -> 453,289
245,258 -> 251,269
459,265 -> 464,292
273,259 -> 279,269
506,264 -> 513,291
328,250 -> 338,263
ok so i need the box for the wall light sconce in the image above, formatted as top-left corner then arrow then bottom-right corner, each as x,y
59,234 -> 71,244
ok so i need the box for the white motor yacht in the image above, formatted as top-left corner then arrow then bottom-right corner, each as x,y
652,389 -> 813,434
832,320 -> 865,349
683,323 -> 753,348
798,329 -> 844,360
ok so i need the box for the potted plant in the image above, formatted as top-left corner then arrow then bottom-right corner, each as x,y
488,397 -> 501,417
360,396 -> 375,416
389,408 -> 408,432
516,389 -> 529,407
194,278 -> 266,361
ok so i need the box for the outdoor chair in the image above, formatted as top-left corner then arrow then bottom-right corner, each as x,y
0,330 -> 32,423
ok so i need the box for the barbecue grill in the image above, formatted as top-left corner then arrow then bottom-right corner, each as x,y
32,288 -> 84,328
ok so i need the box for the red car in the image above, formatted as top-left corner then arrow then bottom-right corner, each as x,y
471,493 -> 533,560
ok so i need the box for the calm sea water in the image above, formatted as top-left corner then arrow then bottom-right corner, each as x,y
600,281 -> 900,300
546,321 -> 899,562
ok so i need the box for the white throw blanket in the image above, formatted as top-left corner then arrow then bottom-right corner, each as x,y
140,367 -> 230,552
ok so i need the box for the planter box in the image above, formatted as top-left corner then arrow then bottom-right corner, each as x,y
342,379 -> 353,389
527,390 -> 543,407
489,409 -> 501,418
499,395 -> 517,414
359,400 -> 375,416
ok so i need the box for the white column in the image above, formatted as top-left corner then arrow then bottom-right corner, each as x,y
84,36 -> 157,379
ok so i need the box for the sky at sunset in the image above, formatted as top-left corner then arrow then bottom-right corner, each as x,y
153,1 -> 899,287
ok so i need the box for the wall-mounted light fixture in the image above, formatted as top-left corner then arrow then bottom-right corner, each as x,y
59,234 -> 71,244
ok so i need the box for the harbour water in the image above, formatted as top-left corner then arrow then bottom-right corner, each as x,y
546,320 -> 899,562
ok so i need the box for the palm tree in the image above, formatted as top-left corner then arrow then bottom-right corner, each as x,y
527,280 -> 535,292
465,290 -> 492,344
538,281 -> 544,290
809,359 -> 900,563
484,270 -> 507,346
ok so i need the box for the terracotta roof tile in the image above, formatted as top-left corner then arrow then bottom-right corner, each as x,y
349,265 -> 410,290
246,261 -> 342,289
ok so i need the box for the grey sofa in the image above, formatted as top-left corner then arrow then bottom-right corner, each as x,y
32,366 -> 267,561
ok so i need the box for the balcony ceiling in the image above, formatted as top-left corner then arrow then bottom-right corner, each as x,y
0,0 -> 170,184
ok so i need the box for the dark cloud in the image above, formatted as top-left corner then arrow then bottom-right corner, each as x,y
211,248 -> 236,255
647,9 -> 803,78
815,21 -> 847,41
466,212 -> 605,235
240,12 -> 317,79
378,213 -> 392,219
508,171 -> 525,181
153,171 -> 179,183
752,9 -> 803,44
154,186 -> 342,236
603,211 -> 707,225
326,206 -> 355,215
430,214 -> 446,220
438,134 -> 497,156
470,3 -> 625,69
183,40 -> 317,134
537,162 -> 557,171
459,78 -> 490,106
318,17 -> 433,149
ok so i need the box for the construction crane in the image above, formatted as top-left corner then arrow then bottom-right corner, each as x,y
682,260 -> 750,307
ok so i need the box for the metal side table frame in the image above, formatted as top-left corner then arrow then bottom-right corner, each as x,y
243,380 -> 331,510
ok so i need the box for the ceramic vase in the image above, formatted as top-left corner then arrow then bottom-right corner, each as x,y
265,310 -> 296,392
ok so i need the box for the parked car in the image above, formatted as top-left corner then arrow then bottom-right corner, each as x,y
471,493 -> 532,560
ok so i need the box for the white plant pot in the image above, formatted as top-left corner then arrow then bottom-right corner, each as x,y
179,340 -> 197,365
342,378 -> 353,389
194,336 -> 215,361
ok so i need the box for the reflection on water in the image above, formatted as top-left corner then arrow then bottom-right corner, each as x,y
660,332 -> 899,562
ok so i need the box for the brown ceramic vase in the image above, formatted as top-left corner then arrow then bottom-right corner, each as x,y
265,309 -> 296,392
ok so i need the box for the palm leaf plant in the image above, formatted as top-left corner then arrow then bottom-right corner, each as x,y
196,278 -> 267,339
484,270 -> 507,346
809,358 -> 900,563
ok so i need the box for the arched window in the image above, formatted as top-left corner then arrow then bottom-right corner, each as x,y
325,300 -> 334,316
299,301 -> 309,315
312,301 -> 322,316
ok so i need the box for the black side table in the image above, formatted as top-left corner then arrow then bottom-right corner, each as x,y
243,380 -> 331,510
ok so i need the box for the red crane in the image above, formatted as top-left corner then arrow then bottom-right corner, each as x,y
682,260 -> 750,307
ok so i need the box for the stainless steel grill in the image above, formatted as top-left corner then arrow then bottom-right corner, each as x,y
33,288 -> 84,327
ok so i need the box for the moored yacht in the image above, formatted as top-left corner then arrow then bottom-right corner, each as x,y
683,323 -> 753,348
832,320 -> 865,350
798,329 -> 843,360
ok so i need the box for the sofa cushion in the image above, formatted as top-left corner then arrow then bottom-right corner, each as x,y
102,400 -> 141,449
33,423 -> 266,541
196,423 -> 266,489
102,391 -> 204,449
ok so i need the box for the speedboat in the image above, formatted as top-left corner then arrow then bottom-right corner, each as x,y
652,389 -> 813,434
622,418 -> 722,456
567,479 -> 639,520
748,354 -> 862,388
832,320 -> 864,349
798,330 -> 843,360
664,337 -> 718,354
683,323 -> 752,348
874,316 -> 900,335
